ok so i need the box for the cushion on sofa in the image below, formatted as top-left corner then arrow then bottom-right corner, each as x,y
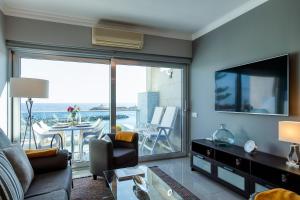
25,189 -> 68,200
0,151 -> 24,200
25,166 -> 72,199
0,129 -> 11,149
113,148 -> 137,166
2,144 -> 34,193
25,148 -> 58,159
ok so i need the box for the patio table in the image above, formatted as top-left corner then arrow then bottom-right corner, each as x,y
50,124 -> 93,159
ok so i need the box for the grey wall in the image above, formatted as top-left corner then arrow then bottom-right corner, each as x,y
191,0 -> 300,157
0,11 -> 7,132
5,16 -> 192,58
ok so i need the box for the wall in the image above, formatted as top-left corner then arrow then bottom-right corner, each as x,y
4,16 -> 192,58
191,0 -> 300,157
0,11 -> 7,133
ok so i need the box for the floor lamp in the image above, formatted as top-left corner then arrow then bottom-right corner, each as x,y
10,78 -> 49,149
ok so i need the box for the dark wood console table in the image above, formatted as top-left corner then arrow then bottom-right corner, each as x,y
191,139 -> 300,198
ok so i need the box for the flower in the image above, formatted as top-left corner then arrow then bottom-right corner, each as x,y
67,105 -> 80,113
67,106 -> 74,113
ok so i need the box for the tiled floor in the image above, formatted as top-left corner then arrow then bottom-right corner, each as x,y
73,157 -> 246,200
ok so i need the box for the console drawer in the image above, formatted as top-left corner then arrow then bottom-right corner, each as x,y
251,162 -> 300,193
192,154 -> 212,174
192,142 -> 214,158
215,150 -> 250,173
217,166 -> 246,191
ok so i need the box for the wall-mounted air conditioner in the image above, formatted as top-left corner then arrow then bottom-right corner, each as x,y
92,26 -> 144,49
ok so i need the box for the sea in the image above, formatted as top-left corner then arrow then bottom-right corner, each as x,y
20,103 -> 138,132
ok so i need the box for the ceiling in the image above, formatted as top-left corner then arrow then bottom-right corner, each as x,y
0,0 -> 268,40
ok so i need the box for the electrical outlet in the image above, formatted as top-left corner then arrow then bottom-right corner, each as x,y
192,112 -> 198,118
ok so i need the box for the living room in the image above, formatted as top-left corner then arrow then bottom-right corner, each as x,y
1,0 -> 300,200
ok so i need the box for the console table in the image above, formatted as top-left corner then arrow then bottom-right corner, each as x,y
191,139 -> 300,198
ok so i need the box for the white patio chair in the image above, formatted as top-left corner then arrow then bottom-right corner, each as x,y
79,119 -> 105,160
137,106 -> 165,150
39,120 -> 66,147
137,106 -> 165,133
39,121 -> 50,131
32,123 -> 63,149
141,106 -> 178,155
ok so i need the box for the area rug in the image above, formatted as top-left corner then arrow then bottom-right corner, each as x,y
71,176 -> 113,200
71,167 -> 199,200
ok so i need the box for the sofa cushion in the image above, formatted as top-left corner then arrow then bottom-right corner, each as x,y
25,167 -> 72,199
0,129 -> 11,149
0,151 -> 24,200
25,189 -> 68,200
113,148 -> 137,166
2,144 -> 34,193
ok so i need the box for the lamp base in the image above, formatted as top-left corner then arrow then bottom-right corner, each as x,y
286,160 -> 299,168
286,143 -> 300,168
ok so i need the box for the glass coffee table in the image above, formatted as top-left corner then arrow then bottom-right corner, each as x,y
103,166 -> 199,200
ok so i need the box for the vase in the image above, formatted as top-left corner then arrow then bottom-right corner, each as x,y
212,124 -> 235,146
68,112 -> 81,126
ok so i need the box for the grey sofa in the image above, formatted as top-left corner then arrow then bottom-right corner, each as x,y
0,129 -> 72,200
89,133 -> 139,180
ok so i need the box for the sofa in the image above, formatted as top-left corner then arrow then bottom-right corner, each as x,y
0,129 -> 72,200
89,133 -> 138,179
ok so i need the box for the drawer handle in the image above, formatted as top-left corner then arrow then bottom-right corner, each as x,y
206,149 -> 212,157
235,158 -> 241,166
281,174 -> 288,183
223,166 -> 234,172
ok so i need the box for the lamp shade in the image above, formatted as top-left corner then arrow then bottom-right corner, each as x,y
10,78 -> 49,98
279,121 -> 300,144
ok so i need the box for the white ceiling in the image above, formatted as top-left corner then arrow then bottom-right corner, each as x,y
0,0 -> 268,40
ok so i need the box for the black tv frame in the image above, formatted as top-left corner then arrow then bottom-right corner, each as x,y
215,54 -> 289,116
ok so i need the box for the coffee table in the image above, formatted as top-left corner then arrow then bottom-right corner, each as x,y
103,166 -> 199,200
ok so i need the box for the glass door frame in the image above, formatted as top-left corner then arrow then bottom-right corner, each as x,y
111,58 -> 188,162
9,50 -> 189,162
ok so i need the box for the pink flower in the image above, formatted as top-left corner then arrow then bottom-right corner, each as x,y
67,106 -> 74,112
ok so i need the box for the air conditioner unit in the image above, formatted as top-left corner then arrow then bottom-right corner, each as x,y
92,26 -> 144,49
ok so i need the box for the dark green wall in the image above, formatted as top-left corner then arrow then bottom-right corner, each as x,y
191,0 -> 300,157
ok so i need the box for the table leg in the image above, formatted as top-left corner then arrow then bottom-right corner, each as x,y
79,130 -> 83,161
71,130 -> 74,159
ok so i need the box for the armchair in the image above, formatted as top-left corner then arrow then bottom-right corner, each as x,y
89,133 -> 138,180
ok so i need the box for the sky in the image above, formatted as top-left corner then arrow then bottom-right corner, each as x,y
21,58 -> 147,105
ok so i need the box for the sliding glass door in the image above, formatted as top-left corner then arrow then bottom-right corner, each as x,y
114,59 -> 187,160
13,54 -> 110,162
11,52 -> 188,164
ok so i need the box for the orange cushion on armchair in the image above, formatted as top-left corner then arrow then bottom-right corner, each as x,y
115,131 -> 135,142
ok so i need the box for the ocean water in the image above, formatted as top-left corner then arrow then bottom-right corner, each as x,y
20,103 -> 138,132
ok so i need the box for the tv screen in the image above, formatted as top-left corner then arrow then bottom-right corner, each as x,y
215,55 -> 289,115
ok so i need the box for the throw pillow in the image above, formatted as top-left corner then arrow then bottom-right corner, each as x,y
0,151 -> 24,200
115,131 -> 135,142
2,144 -> 34,193
25,148 -> 58,159
0,129 -> 12,149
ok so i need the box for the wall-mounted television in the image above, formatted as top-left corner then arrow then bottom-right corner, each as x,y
215,55 -> 289,116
